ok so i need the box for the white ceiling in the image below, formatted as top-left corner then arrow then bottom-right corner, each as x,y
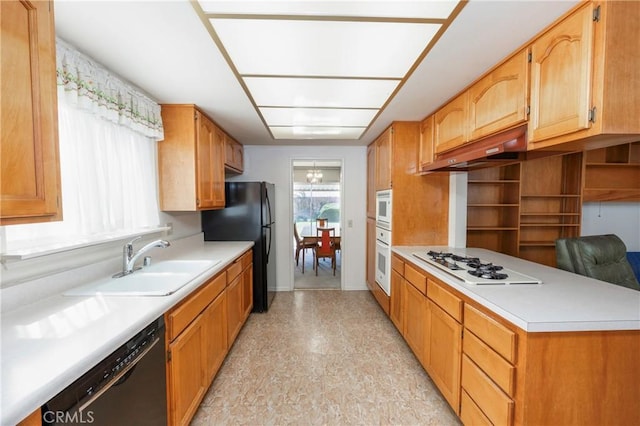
54,0 -> 579,146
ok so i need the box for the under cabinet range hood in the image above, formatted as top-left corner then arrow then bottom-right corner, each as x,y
422,125 -> 532,173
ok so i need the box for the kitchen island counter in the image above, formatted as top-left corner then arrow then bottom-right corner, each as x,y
393,246 -> 640,333
1,236 -> 253,426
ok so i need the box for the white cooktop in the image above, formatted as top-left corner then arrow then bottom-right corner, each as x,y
412,251 -> 542,285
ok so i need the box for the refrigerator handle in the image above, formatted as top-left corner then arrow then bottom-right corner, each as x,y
265,185 -> 273,225
266,225 -> 272,262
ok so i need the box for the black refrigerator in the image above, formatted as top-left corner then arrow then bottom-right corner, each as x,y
201,182 -> 276,312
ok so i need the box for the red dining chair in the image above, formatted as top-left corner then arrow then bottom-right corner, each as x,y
314,227 -> 336,276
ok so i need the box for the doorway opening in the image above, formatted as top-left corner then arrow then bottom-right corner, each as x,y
292,160 -> 342,289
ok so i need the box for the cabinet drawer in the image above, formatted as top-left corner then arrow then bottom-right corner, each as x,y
460,389 -> 492,426
427,279 -> 462,322
462,355 -> 514,426
464,329 -> 515,396
405,264 -> 427,295
464,304 -> 517,363
240,250 -> 252,269
391,255 -> 404,275
167,272 -> 226,341
226,261 -> 242,283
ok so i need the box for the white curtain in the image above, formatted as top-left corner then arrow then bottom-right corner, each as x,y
3,40 -> 161,250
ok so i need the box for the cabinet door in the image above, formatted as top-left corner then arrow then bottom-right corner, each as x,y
469,49 -> 529,141
366,143 -> 376,218
241,263 -> 253,320
389,269 -> 404,334
226,274 -> 243,348
529,3 -> 595,143
203,291 -> 227,384
196,113 -> 216,209
366,218 -> 376,290
375,129 -> 392,190
167,316 -> 206,426
232,141 -> 244,172
1,0 -> 61,225
419,115 -> 435,169
403,281 -> 428,366
426,300 -> 462,413
434,92 -> 469,154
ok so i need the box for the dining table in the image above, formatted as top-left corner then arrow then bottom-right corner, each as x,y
298,222 -> 341,246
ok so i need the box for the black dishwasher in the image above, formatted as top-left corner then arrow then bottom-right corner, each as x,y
42,317 -> 167,425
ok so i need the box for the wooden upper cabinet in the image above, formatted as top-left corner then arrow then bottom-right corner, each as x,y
224,135 -> 244,173
529,3 -> 594,144
419,115 -> 435,169
529,1 -> 640,150
1,0 -> 62,225
366,143 -> 376,218
434,91 -> 469,154
158,105 -> 225,211
469,49 -> 529,141
375,128 -> 392,190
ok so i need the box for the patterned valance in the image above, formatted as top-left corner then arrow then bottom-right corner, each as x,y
55,37 -> 164,140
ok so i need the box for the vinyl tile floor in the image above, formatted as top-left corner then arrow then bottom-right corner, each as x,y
192,290 -> 461,426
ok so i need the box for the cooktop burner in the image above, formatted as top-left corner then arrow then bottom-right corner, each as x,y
416,251 -> 542,285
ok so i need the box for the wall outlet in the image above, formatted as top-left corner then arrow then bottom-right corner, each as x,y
348,219 -> 353,228
165,222 -> 173,236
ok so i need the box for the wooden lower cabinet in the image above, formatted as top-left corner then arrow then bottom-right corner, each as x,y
203,291 -> 227,384
389,269 -> 404,333
403,279 -> 427,367
425,300 -> 462,414
226,273 -> 243,347
391,255 -> 640,425
167,313 -> 207,426
166,249 -> 252,426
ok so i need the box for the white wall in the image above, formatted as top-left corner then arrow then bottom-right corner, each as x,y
581,202 -> 640,251
229,145 -> 368,291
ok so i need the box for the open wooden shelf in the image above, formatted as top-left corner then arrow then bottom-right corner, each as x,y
466,153 -> 583,267
583,142 -> 640,202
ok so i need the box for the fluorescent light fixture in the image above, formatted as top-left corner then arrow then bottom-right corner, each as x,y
200,1 -> 459,20
271,126 -> 365,140
210,19 -> 441,77
245,77 -> 399,108
260,107 -> 378,127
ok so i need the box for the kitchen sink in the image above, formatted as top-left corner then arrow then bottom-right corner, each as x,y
64,259 -> 220,296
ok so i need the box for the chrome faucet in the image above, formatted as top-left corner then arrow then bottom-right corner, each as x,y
113,236 -> 170,278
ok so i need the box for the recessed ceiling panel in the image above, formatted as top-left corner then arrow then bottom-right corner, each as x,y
260,107 -> 377,127
200,0 -> 459,19
245,77 -> 399,108
270,126 -> 365,140
210,19 -> 441,77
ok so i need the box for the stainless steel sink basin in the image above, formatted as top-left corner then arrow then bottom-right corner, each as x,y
64,259 -> 220,296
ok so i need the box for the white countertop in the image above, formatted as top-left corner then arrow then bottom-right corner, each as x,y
1,238 -> 253,426
393,246 -> 640,333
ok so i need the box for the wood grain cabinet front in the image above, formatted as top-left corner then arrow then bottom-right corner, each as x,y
224,134 -> 244,174
158,105 -> 225,211
1,0 -> 62,225
528,1 -> 640,150
434,91 -> 469,154
468,48 -> 529,141
166,250 -> 252,426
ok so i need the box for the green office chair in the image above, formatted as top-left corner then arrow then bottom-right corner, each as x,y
555,234 -> 640,290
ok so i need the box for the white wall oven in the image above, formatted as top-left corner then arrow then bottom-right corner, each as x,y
375,226 -> 391,296
375,190 -> 392,230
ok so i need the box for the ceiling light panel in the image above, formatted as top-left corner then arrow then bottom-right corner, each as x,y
200,1 -> 459,19
270,126 -> 365,140
260,107 -> 377,127
210,18 -> 441,78
245,77 -> 399,108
